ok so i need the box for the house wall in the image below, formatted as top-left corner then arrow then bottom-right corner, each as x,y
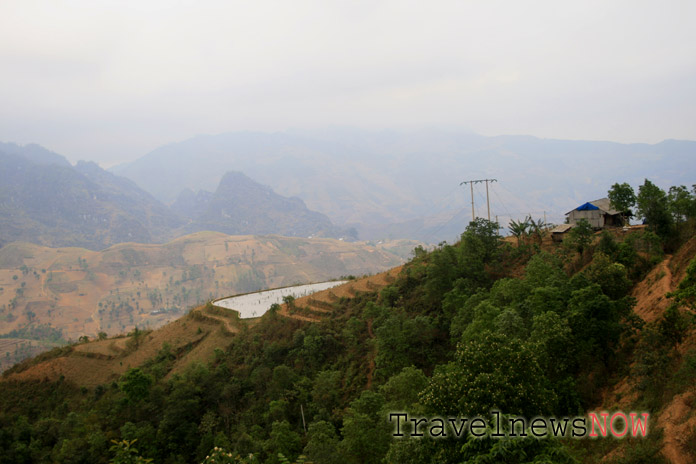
552,232 -> 566,242
568,209 -> 604,228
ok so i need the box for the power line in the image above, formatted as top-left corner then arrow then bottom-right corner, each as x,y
491,186 -> 514,224
421,207 -> 469,244
404,182 -> 471,242
460,179 -> 497,221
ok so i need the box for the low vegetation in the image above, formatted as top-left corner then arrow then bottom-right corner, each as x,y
0,180 -> 694,463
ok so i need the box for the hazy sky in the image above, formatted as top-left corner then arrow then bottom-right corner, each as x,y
1,0 -> 695,166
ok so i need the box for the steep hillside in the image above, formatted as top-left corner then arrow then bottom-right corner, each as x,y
595,236 -> 696,464
0,266 -> 402,388
1,219 -> 693,463
0,231 -> 412,369
172,171 -> 348,239
0,146 -> 182,249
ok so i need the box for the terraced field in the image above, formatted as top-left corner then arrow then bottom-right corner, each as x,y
214,281 -> 347,319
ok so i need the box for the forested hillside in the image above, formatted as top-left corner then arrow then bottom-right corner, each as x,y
1,180 -> 695,463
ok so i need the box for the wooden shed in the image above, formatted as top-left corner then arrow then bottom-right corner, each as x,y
550,224 -> 573,242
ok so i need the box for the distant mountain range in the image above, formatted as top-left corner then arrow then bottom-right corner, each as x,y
111,129 -> 696,243
172,171 -> 352,239
3,130 -> 695,249
0,143 -> 182,249
0,143 -> 348,250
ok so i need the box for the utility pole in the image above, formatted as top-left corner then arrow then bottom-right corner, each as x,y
470,182 -> 474,220
460,179 -> 497,221
485,180 -> 491,221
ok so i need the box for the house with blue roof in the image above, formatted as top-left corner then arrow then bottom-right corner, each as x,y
566,198 -> 624,229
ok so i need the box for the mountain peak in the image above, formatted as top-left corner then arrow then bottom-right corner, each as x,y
0,142 -> 71,168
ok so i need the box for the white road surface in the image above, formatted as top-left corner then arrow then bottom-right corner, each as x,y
214,281 -> 347,319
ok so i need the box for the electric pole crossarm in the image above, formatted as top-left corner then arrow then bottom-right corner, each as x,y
460,179 -> 497,221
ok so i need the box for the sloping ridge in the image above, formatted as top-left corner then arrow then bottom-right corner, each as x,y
1,265 -> 403,387
1,305 -> 238,387
276,266 -> 402,321
614,236 -> 696,464
655,236 -> 696,464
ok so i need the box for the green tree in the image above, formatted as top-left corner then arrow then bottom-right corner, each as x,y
583,253 -> 633,300
668,258 -> 696,311
566,284 -> 626,363
201,446 -> 255,463
637,179 -> 673,237
109,439 -> 152,464
596,230 -> 619,257
508,217 -> 530,246
375,314 -> 439,379
379,366 -> 428,412
659,305 -> 688,346
529,216 -> 548,245
282,295 -> 296,313
608,182 -> 636,224
303,421 -> 341,464
339,391 -> 391,464
421,332 -> 555,417
311,370 -> 342,420
265,421 -> 301,464
567,219 -> 593,254
460,218 -> 501,264
667,185 -> 695,223
120,368 -> 153,403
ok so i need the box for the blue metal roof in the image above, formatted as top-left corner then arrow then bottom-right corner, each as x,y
576,202 -> 599,211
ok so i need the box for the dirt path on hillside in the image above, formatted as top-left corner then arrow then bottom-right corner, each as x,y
632,254 -> 674,323
194,306 -> 239,333
629,251 -> 696,464
658,390 -> 696,464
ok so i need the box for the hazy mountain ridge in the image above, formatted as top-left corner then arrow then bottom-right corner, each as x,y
0,144 -> 350,250
0,142 -> 71,168
0,147 -> 183,250
172,171 -> 349,239
112,129 -> 696,242
111,131 -> 416,225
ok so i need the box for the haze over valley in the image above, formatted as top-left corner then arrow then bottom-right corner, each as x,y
1,2 -> 695,462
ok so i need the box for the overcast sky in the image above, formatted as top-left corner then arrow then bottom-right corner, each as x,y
1,0 -> 694,166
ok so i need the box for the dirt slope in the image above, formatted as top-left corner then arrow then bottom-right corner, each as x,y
607,236 -> 696,463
